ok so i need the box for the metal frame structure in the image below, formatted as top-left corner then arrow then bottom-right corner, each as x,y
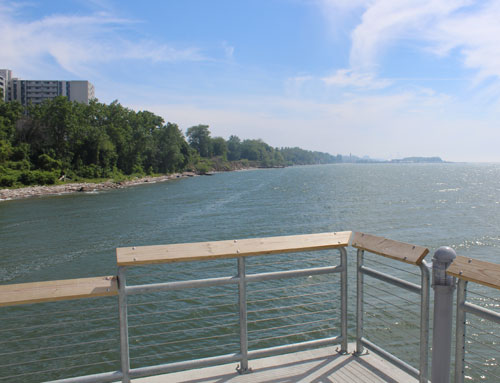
454,279 -> 500,383
354,248 -> 430,383
112,249 -> 348,382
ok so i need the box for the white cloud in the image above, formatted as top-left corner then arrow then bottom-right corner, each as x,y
0,3 -> 205,77
324,0 -> 500,87
322,69 -> 391,89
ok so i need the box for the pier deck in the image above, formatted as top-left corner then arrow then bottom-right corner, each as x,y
132,344 -> 417,383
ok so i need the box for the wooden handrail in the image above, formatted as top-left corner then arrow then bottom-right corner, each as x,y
447,255 -> 500,290
0,276 -> 118,307
351,232 -> 429,265
116,231 -> 352,266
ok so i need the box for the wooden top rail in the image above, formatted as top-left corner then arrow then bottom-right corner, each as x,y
447,255 -> 500,290
116,231 -> 352,266
351,232 -> 429,265
0,276 -> 118,307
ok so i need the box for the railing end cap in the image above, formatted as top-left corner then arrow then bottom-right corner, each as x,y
433,246 -> 457,264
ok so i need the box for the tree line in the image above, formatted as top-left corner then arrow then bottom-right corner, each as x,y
0,97 -> 341,187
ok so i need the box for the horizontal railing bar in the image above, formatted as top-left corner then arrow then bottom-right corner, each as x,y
0,276 -> 118,307
246,265 -> 343,283
463,302 -> 500,324
47,370 -> 123,383
447,255 -> 500,290
117,231 -> 352,266
126,276 -> 239,295
128,353 -> 241,379
126,266 -> 341,296
360,337 -> 420,379
248,336 -> 341,360
360,266 -> 421,294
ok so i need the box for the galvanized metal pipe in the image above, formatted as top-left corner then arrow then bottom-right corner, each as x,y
117,266 -> 130,383
125,275 -> 239,295
356,249 -> 364,355
454,279 -> 467,383
48,371 -> 123,383
339,247 -> 348,353
419,260 -> 430,383
360,265 -> 422,294
463,301 -> 500,324
361,337 -> 420,379
430,247 -> 456,383
247,336 -> 341,360
128,353 -> 242,379
237,257 -> 249,374
245,265 -> 342,283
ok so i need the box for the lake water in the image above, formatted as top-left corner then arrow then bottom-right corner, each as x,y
0,163 -> 499,381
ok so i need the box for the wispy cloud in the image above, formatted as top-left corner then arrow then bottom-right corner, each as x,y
323,0 -> 500,86
322,69 -> 391,89
0,2 -> 206,77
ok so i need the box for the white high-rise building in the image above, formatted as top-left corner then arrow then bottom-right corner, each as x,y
0,69 -> 95,105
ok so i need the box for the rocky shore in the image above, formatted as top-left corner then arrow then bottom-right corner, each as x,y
0,172 -> 197,201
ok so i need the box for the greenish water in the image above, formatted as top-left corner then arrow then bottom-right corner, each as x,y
0,164 -> 499,381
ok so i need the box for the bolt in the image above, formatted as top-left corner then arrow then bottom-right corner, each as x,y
132,247 -> 136,250
237,250 -> 240,254
133,257 -> 137,261
459,270 -> 463,275
468,259 -> 472,263
234,240 -> 237,243
412,246 -> 415,249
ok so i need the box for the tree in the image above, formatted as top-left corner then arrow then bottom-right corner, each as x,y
212,137 -> 227,159
227,135 -> 241,161
186,125 -> 212,157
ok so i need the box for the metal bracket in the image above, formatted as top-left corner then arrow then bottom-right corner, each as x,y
336,347 -> 349,355
236,365 -> 252,374
352,349 -> 369,357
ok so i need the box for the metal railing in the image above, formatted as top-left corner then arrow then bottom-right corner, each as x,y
1,231 -> 499,383
448,257 -> 500,383
352,232 -> 431,383
0,231 -> 350,383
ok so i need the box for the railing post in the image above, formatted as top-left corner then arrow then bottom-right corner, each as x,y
355,249 -> 364,355
118,266 -> 131,383
419,260 -> 431,383
431,246 -> 457,383
339,247 -> 348,353
237,257 -> 249,374
454,278 -> 467,383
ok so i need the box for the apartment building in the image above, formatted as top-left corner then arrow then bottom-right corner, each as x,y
0,69 -> 95,105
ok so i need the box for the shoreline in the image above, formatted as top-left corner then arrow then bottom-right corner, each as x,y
0,172 -> 198,202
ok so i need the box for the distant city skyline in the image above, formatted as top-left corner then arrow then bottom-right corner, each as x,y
1,0 -> 500,162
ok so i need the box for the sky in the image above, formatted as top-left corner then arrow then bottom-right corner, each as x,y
1,0 -> 500,162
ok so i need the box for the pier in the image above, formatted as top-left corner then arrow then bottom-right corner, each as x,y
0,232 -> 499,382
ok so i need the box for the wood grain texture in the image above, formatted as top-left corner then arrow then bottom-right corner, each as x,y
0,276 -> 118,307
351,232 -> 429,265
117,231 -> 352,266
447,255 -> 500,290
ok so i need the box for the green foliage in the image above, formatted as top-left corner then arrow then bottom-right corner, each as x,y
0,97 -> 342,188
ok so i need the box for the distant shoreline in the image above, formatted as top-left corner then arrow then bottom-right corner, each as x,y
0,172 -> 199,202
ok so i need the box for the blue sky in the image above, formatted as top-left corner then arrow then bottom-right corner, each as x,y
1,0 -> 500,161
